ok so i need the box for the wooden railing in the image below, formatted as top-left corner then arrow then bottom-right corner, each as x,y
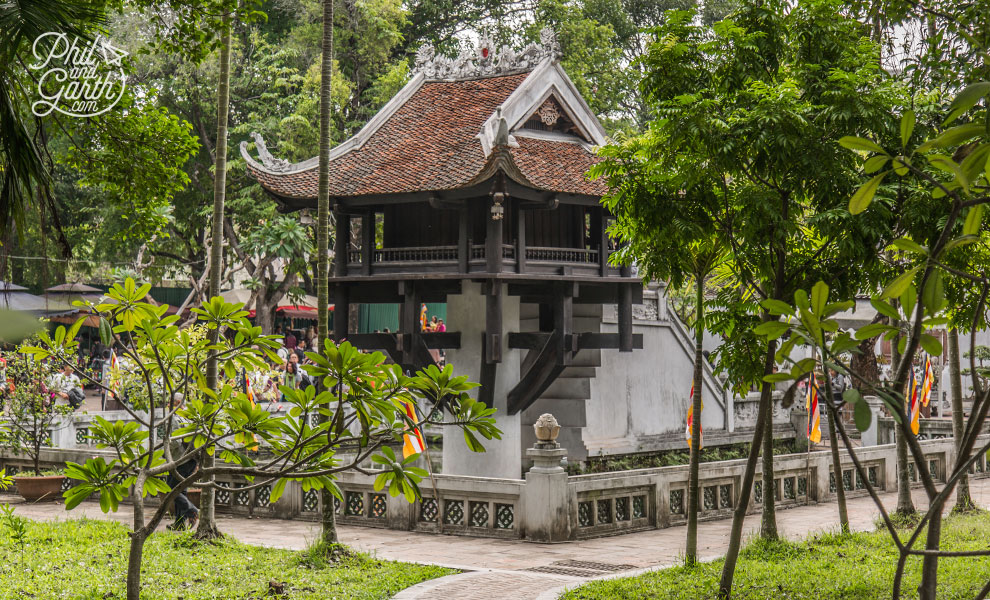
526,246 -> 599,264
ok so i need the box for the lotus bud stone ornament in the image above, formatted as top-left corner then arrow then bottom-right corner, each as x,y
533,413 -> 561,448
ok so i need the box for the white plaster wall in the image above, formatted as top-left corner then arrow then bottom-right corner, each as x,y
585,319 -> 725,455
442,282 -> 523,479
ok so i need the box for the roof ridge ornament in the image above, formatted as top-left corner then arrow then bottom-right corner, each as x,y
414,28 -> 562,80
244,132 -> 292,172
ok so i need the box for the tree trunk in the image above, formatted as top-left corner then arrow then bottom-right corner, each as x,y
685,277 -> 704,565
256,293 -> 276,335
919,505 -> 944,600
949,329 -> 973,511
316,0 -> 338,546
125,531 -> 147,600
198,14 -> 232,540
760,393 -> 778,540
893,324 -> 916,515
822,377 -> 850,533
718,340 -> 776,599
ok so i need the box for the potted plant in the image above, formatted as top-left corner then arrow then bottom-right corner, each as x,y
0,350 -> 73,501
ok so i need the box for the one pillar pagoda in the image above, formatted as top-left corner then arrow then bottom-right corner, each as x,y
242,30 -> 643,478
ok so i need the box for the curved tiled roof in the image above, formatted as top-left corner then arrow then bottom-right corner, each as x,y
243,71 -> 605,202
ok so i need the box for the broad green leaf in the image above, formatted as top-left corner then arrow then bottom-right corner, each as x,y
919,124 -> 985,151
764,373 -> 794,383
922,270 -> 945,315
901,284 -> 918,321
753,320 -> 790,340
270,478 -> 287,504
943,235 -> 980,254
901,110 -> 915,147
920,333 -> 943,356
964,205 -> 984,236
838,136 -> 887,155
855,323 -> 896,340
810,281 -> 829,316
849,172 -> 887,214
761,299 -> 794,316
882,267 -> 920,299
944,82 -> 990,125
854,398 -> 872,432
890,238 -> 927,255
892,156 -> 911,176
870,298 -> 900,320
794,289 -> 810,311
843,388 -> 863,405
864,155 -> 889,174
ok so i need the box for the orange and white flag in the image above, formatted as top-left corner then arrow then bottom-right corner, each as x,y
908,371 -> 921,435
807,373 -> 821,443
686,382 -> 703,449
920,355 -> 934,407
402,399 -> 427,459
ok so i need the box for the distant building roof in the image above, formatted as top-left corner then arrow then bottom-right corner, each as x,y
242,30 -> 608,206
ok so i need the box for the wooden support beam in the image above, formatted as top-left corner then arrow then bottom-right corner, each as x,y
347,332 -> 461,351
516,205 -> 527,274
618,274 -> 633,352
555,282 -> 573,366
458,208 -> 469,273
479,332 -> 497,408
398,281 -> 420,365
485,281 -> 502,364
333,209 -> 350,277
507,332 -> 552,349
506,332 -> 565,415
332,284 -> 349,341
486,198 -> 503,274
360,213 -> 373,276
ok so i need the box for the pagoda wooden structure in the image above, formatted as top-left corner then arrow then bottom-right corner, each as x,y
243,30 -> 643,476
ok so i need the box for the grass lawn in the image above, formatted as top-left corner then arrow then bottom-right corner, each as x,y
562,511 -> 990,599
0,517 -> 454,599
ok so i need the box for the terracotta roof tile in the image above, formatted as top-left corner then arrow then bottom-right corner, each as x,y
246,72 -> 605,201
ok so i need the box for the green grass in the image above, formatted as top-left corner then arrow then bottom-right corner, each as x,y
561,511 -> 990,599
0,518 -> 454,599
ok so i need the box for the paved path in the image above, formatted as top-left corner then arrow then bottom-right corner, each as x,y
6,479 -> 990,599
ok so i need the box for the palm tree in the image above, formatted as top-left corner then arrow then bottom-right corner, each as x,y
0,0 -> 105,257
316,0 -> 337,545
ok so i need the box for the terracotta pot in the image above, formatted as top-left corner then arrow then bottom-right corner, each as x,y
12,475 -> 66,502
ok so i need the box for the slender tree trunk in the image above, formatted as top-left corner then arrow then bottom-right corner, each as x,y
892,322 -> 916,515
760,393 -> 778,540
125,532 -> 147,600
197,14 -> 232,540
822,376 -> 850,533
317,0 -> 338,546
949,329 -> 973,511
126,488 -> 146,600
685,277 -> 704,565
718,340 -> 776,599
919,506 -> 944,600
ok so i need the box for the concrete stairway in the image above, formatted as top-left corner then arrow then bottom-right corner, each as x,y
518,303 -> 602,462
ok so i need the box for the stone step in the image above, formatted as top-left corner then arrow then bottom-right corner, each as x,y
522,398 -> 587,428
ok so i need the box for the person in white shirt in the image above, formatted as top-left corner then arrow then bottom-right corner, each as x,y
51,363 -> 84,409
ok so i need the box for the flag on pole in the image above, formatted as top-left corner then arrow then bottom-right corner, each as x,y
919,355 -> 934,407
242,369 -> 256,406
108,349 -> 120,398
807,373 -> 821,443
908,371 -> 921,435
402,399 -> 427,459
686,382 -> 703,449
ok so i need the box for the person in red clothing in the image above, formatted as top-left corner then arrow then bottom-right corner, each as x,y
436,319 -> 446,333
284,330 -> 297,350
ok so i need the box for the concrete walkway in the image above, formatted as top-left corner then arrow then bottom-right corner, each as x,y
6,479 -> 990,599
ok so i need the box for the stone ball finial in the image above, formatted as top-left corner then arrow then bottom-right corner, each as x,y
534,413 -> 561,445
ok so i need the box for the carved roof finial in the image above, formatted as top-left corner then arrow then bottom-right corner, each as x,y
412,28 -> 562,80
245,132 -> 292,172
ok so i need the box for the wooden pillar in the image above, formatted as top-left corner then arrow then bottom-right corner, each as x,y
458,207 -> 469,273
399,281 -> 420,366
333,209 -> 350,277
485,281 -> 502,364
554,282 -> 574,366
333,284 -> 349,341
516,205 -> 527,274
599,213 -> 610,276
618,268 -> 633,352
360,213 -> 373,276
487,197 -> 503,273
